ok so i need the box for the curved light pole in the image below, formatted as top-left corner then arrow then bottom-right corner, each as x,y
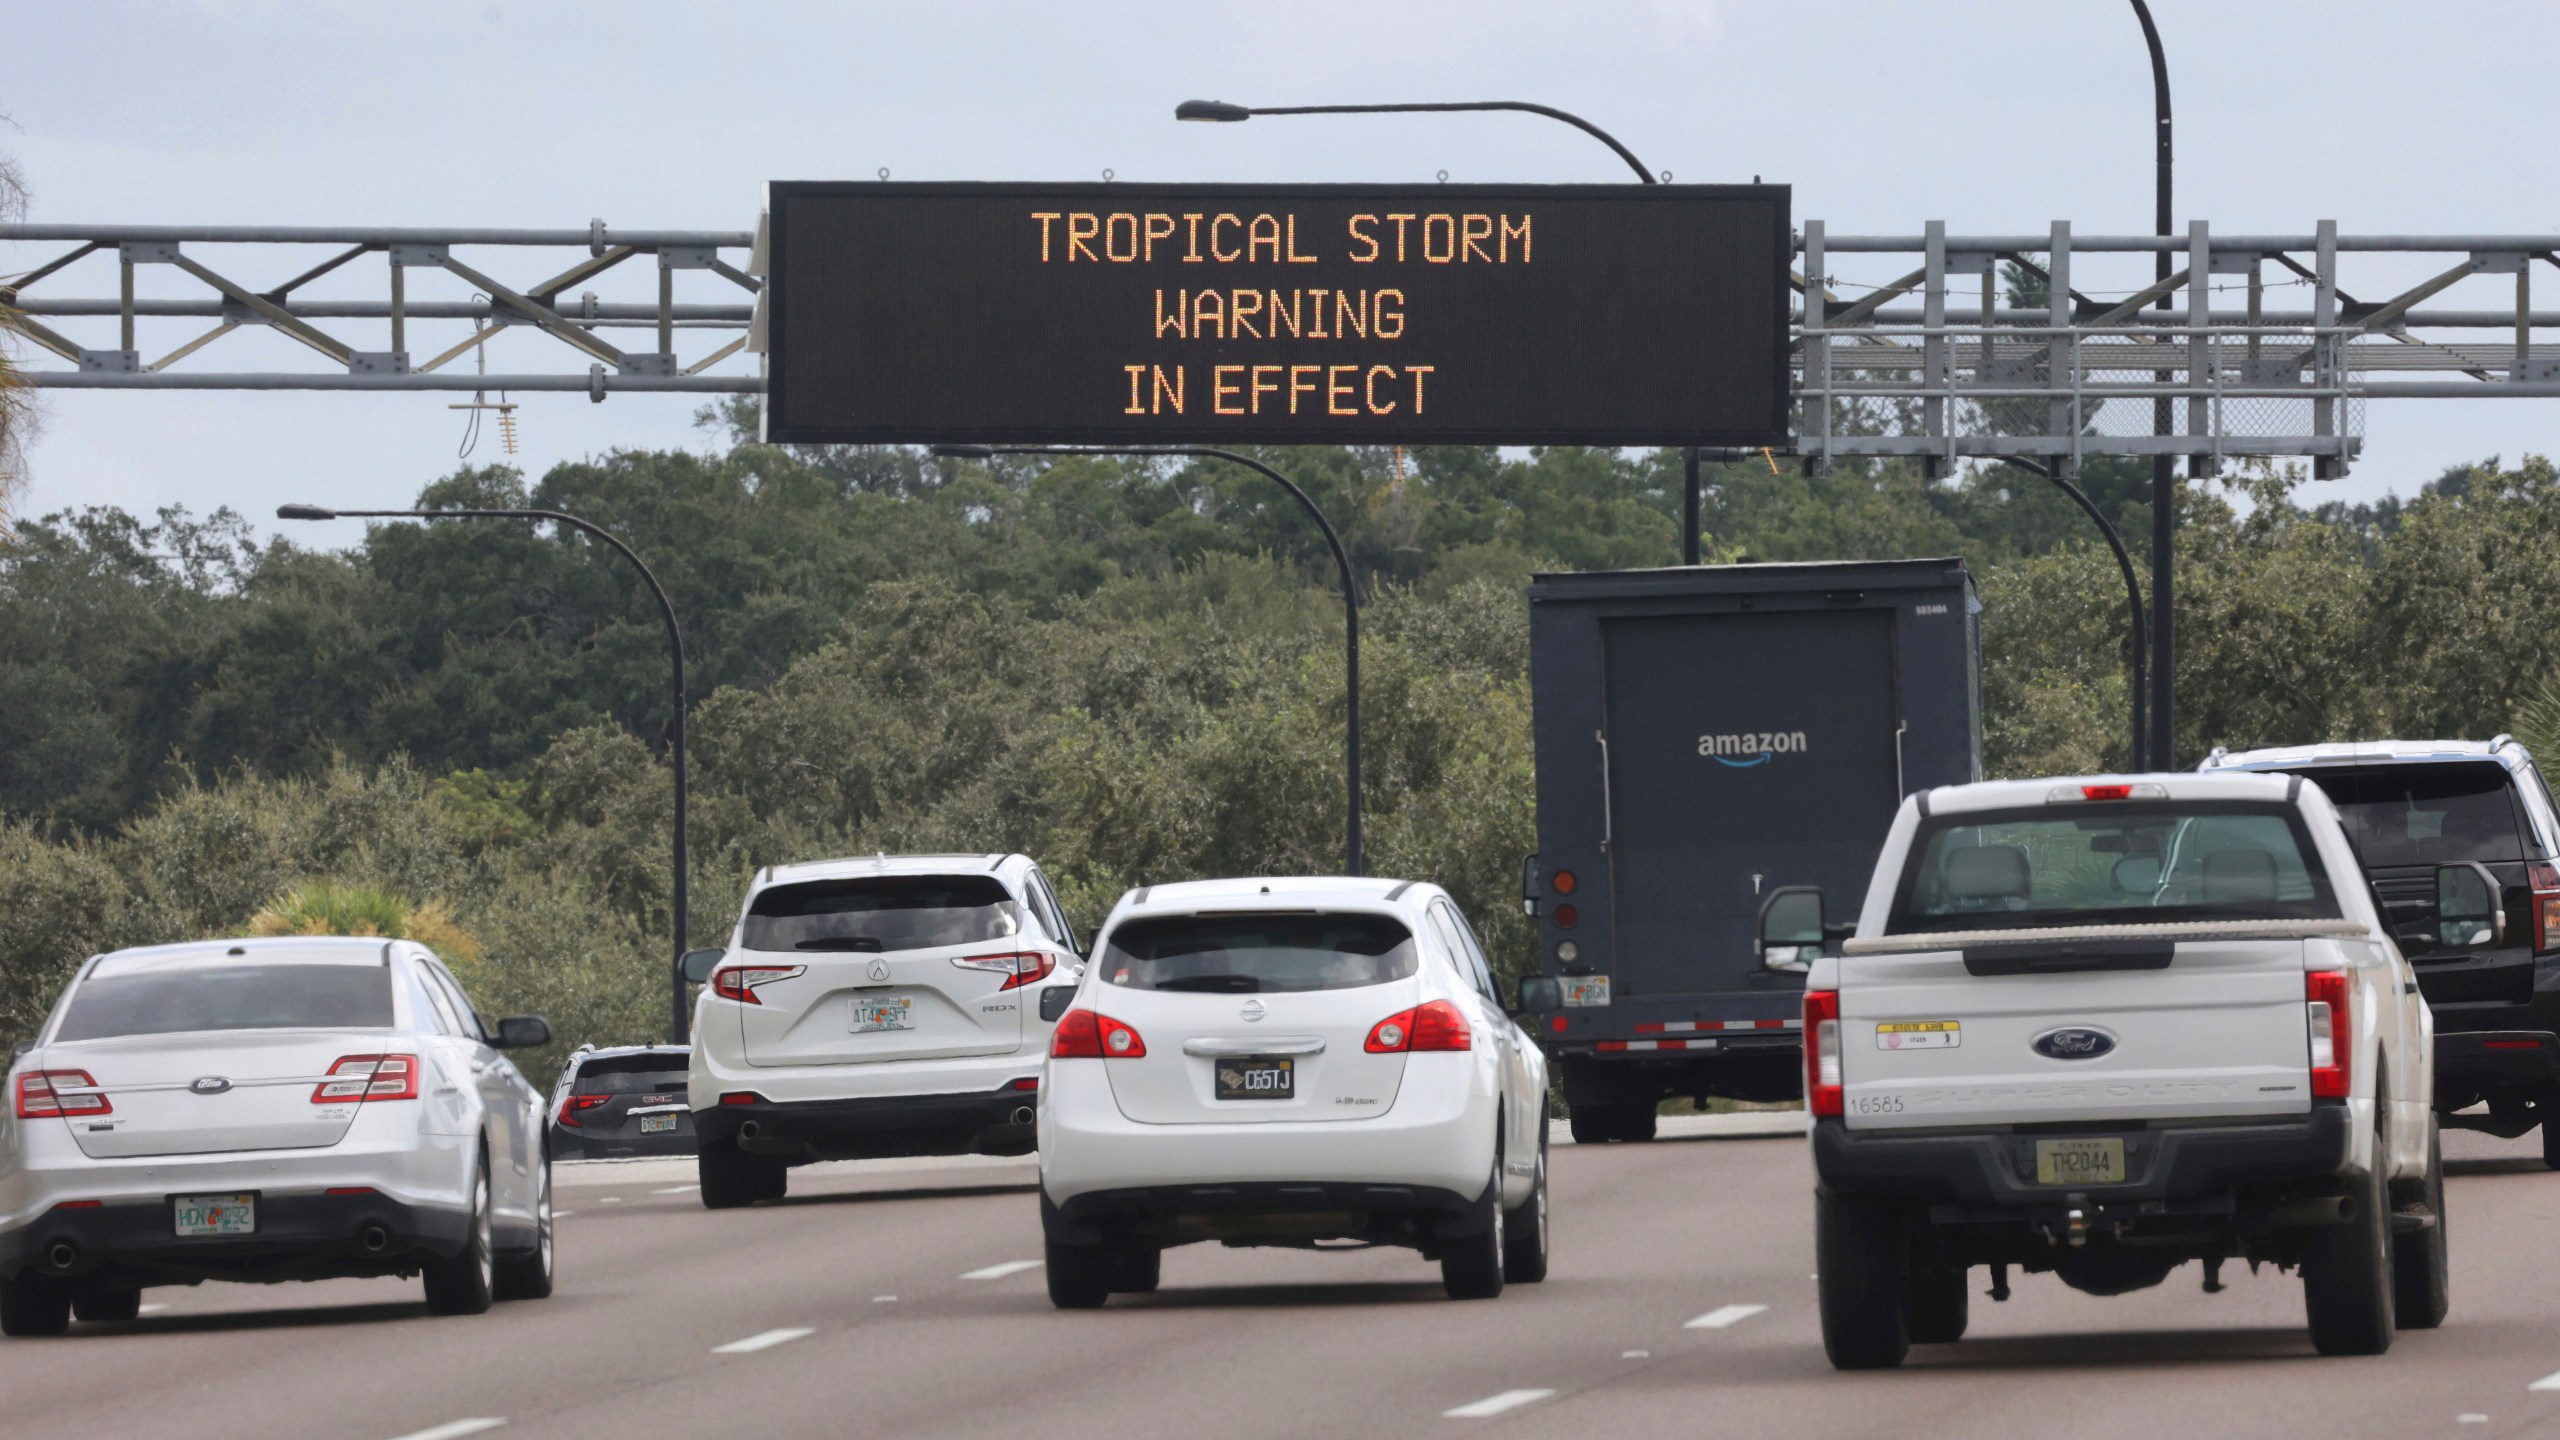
278,502 -> 694,1043
1176,98 -> 1714,567
932,444 -> 1365,877
2132,0 -> 2176,768
1999,461 -> 2149,765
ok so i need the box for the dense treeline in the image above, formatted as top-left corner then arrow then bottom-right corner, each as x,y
4,396 -> 2554,1061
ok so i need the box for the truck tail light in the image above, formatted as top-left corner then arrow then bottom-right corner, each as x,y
556,1094 -> 609,1129
16,1070 -> 109,1119
2306,971 -> 2351,1099
313,1054 -> 420,1103
1804,991 -> 1843,1117
1050,1009 -> 1146,1058
2531,863 -> 2560,953
1365,1000 -> 1472,1053
952,951 -> 1056,990
711,965 -> 805,1004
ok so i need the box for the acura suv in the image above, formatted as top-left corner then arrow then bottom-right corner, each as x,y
2204,738 -> 2560,1165
684,854 -> 1085,1207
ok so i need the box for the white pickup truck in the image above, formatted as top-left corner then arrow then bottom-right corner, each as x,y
1759,773 -> 2446,1368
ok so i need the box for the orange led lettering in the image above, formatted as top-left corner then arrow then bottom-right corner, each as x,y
1210,214 -> 1243,262
1423,214 -> 1456,263
1031,212 -> 1062,262
1230,289 -> 1264,340
1307,289 -> 1331,339
1285,215 -> 1318,263
1267,290 -> 1303,338
1327,364 -> 1359,415
1192,288 -> 1225,340
1144,213 -> 1177,262
1501,214 -> 1532,262
1347,216 -> 1380,263
1333,290 -> 1368,339
1067,213 -> 1101,262
1124,365 -> 1147,415
1461,214 -> 1493,263
1249,364 -> 1282,413
1212,364 -> 1246,414
1151,365 -> 1186,415
1247,214 -> 1282,263
1406,364 -> 1434,411
1365,364 -> 1398,414
1153,289 -> 1187,339
1385,214 -> 1416,262
1184,213 -> 1206,262
1288,365 -> 1320,414
1105,213 -> 1140,262
1373,289 -> 1405,340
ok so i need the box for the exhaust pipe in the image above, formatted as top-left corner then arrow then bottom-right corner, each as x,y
360,1225 -> 391,1253
46,1241 -> 77,1271
738,1120 -> 760,1141
1011,1106 -> 1036,1126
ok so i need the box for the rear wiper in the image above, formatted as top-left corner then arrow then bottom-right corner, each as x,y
1153,974 -> 1262,993
794,936 -> 885,952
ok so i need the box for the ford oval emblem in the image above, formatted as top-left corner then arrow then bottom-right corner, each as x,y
1240,999 -> 1267,1023
2032,1027 -> 2116,1061
190,1075 -> 232,1094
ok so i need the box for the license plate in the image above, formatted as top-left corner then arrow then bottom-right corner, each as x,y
1562,976 -> 1611,1007
1214,1058 -> 1295,1101
640,1113 -> 679,1134
173,1192 -> 257,1237
1876,1020 -> 1961,1050
851,996 -> 914,1032
2035,1138 -> 2127,1185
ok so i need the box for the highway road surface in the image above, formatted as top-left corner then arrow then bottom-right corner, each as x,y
7,1114 -> 2560,1440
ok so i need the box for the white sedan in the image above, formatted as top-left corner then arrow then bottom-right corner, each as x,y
0,936 -> 556,1335
1038,877 -> 1551,1305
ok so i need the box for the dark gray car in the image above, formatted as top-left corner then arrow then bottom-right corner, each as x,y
548,1045 -> 696,1160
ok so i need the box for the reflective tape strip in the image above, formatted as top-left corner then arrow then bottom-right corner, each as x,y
1634,1019 -> 1802,1034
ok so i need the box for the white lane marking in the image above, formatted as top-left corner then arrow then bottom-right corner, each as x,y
2459,1416 -> 2489,1425
136,1303 -> 169,1315
872,1295 -> 897,1303
1621,1350 -> 1649,1359
652,1185 -> 699,1194
2531,1368 -> 2560,1392
385,1421 -> 505,1440
1685,1303 -> 1768,1330
711,1327 -> 815,1355
960,1260 -> 1043,1280
1444,1390 -> 1555,1420
597,1196 -> 622,1204
552,1211 -> 575,1220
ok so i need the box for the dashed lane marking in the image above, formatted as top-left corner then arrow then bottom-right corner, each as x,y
597,1197 -> 622,1204
552,1211 -> 575,1220
1444,1390 -> 1555,1420
1621,1350 -> 1649,1359
872,1295 -> 898,1303
652,1185 -> 699,1194
385,1421 -> 504,1440
712,1327 -> 815,1355
2531,1369 -> 2560,1392
1684,1304 -> 1768,1330
136,1303 -> 169,1315
2460,1416 -> 2489,1424
960,1260 -> 1043,1280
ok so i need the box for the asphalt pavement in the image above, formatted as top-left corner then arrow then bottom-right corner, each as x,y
7,1116 -> 2560,1440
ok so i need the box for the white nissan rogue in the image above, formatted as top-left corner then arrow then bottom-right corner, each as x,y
684,854 -> 1085,1207
1037,877 -> 1552,1306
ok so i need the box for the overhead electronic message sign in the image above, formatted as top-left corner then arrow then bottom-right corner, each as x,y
762,181 -> 1790,448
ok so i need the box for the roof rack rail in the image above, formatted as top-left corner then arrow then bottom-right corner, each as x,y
2491,733 -> 2516,752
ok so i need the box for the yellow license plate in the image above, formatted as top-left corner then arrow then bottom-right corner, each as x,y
1874,1020 -> 1960,1051
2035,1138 -> 2126,1185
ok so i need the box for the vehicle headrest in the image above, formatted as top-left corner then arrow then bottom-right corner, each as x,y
2202,849 -> 2279,903
1943,844 -> 2031,901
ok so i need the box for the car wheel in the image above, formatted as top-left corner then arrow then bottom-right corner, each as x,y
1441,1136 -> 1508,1301
422,1154 -> 497,1316
1046,1238 -> 1114,1309
494,1156 -> 557,1302
2303,1125 -> 2395,1356
2390,1120 -> 2449,1330
1905,1257 -> 1970,1344
699,1137 -> 788,1209
1816,1190 -> 1911,1370
2541,1101 -> 2560,1171
1108,1245 -> 1161,1295
0,1273 -> 71,1337
1502,1115 -> 1551,1284
71,1287 -> 142,1324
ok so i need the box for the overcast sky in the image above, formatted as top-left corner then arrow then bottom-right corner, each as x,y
8,0 -> 2556,536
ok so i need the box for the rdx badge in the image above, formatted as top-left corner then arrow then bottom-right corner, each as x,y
2031,1027 -> 2116,1061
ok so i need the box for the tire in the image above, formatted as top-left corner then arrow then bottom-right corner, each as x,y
1046,1238 -> 1113,1309
1108,1245 -> 1161,1295
493,1157 -> 556,1302
1816,1191 -> 1911,1370
1441,1137 -> 1508,1301
1502,1116 -> 1552,1285
0,1273 -> 71,1337
1905,1258 -> 1970,1344
2391,1122 -> 2449,1331
71,1288 -> 142,1324
2542,1102 -> 2560,1171
422,1155 -> 497,1317
699,1138 -> 788,1209
2303,1132 -> 2395,1356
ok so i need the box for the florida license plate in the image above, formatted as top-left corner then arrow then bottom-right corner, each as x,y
173,1192 -> 257,1237
2034,1138 -> 2127,1185
1214,1058 -> 1295,1101
850,996 -> 914,1032
639,1113 -> 679,1134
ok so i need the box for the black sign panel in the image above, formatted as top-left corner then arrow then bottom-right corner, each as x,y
763,181 -> 1790,447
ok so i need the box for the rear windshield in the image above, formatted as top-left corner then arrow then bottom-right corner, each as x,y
55,962 -> 395,1042
573,1056 -> 689,1095
1100,913 -> 1418,993
2299,764 -> 2523,868
740,875 -> 1023,953
1888,801 -> 2341,934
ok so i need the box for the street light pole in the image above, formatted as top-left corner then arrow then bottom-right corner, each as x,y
2132,0 -> 2176,769
931,445 -> 1365,877
2001,460 -> 2148,765
278,502 -> 694,1044
1173,96 -> 1712,565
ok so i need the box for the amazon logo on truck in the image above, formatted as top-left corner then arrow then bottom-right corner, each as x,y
1696,731 -> 1809,767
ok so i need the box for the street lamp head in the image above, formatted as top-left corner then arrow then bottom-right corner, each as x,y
930,444 -> 997,460
1175,99 -> 1252,123
275,503 -> 339,521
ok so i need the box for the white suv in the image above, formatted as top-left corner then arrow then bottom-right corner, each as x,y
1037,877 -> 1552,1306
684,854 -> 1085,1207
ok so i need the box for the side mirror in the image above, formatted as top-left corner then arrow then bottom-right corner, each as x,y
1038,986 -> 1077,1023
10,1040 -> 32,1062
680,948 -> 727,985
1513,975 -> 1562,1015
490,1015 -> 553,1050
1520,853 -> 1541,918
2435,862 -> 2506,949
1757,886 -> 1826,974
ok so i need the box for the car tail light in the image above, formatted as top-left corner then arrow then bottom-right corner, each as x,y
1010,1076 -> 1040,1091
325,1186 -> 377,1197
1552,870 -> 1577,895
2532,863 -> 2560,953
952,951 -> 1057,991
313,1055 -> 420,1104
2046,782 -> 2167,802
1050,1008 -> 1145,1058
1364,1000 -> 1472,1053
2306,971 -> 2351,1098
711,965 -> 805,1004
16,1071 -> 109,1119
556,1094 -> 610,1129
1553,904 -> 1580,929
51,1200 -> 103,1210
720,1091 -> 766,1107
1804,991 -> 1843,1117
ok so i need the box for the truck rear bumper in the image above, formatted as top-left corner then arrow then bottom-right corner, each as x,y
1812,1105 -> 2352,1208
2432,1031 -> 2560,1094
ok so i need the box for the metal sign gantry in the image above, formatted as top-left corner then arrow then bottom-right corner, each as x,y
6,218 -> 2559,475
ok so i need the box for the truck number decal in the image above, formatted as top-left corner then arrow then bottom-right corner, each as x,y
1847,1094 -> 1906,1115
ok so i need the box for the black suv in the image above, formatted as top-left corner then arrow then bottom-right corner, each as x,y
548,1044 -> 696,1160
2204,739 -> 2560,1165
